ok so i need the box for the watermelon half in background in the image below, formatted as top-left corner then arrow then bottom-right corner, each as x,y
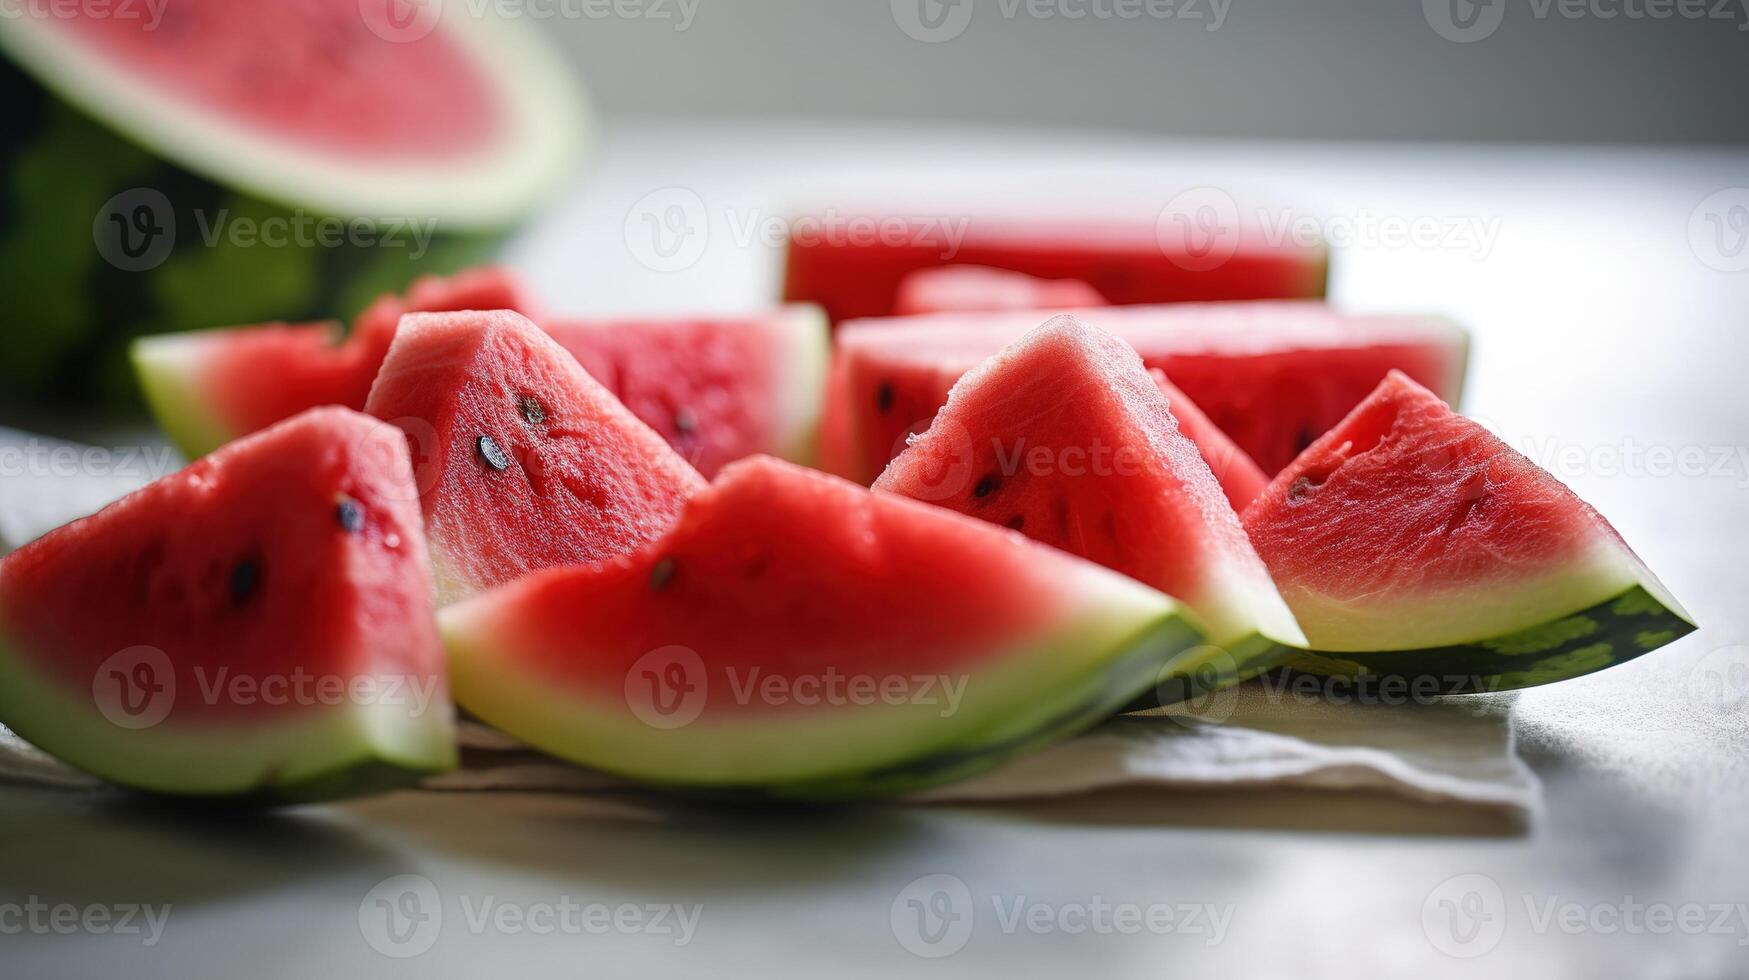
0,1 -> 587,407
827,301 -> 1469,481
0,408 -> 456,800
442,456 -> 1207,797
1242,372 -> 1695,693
783,216 -> 1329,324
893,266 -> 1109,315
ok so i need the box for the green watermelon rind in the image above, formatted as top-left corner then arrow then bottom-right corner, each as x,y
441,574 -> 1204,796
0,623 -> 458,803
769,304 -> 832,467
1275,585 -> 1696,694
129,326 -> 272,459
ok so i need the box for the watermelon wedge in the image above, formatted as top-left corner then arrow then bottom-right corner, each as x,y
1242,371 -> 1695,692
134,267 -> 540,459
874,316 -> 1304,663
0,408 -> 455,800
784,217 -> 1328,324
441,456 -> 1208,795
364,310 -> 705,605
829,301 -> 1470,480
1150,370 -> 1270,509
543,306 -> 829,478
894,266 -> 1108,315
0,2 -> 586,405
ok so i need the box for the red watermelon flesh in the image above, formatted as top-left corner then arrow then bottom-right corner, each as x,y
873,316 -> 1302,649
133,266 -> 540,459
831,301 -> 1469,480
1242,371 -> 1691,653
364,310 -> 705,605
784,218 -> 1328,324
543,306 -> 828,478
52,0 -> 499,159
1149,370 -> 1269,509
441,455 -> 1200,791
0,407 -> 455,798
893,266 -> 1108,316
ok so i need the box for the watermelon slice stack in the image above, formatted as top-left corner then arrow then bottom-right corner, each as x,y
0,214 -> 1700,801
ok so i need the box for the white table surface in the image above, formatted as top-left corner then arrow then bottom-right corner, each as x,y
3,121 -> 1747,979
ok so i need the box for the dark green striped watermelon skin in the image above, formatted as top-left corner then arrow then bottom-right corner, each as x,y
0,56 -> 503,411
1275,586 -> 1695,695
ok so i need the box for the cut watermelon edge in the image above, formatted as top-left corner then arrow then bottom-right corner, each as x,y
0,628 -> 458,801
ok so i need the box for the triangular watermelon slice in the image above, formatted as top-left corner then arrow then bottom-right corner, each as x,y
441,456 -> 1205,796
543,306 -> 828,478
0,408 -> 455,800
894,266 -> 1109,315
133,267 -> 541,458
364,310 -> 705,605
873,315 -> 1304,661
1242,371 -> 1695,692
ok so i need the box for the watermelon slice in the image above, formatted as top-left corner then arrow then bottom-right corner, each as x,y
829,301 -> 1470,480
134,267 -> 541,458
784,217 -> 1328,324
1242,371 -> 1695,692
543,306 -> 828,478
364,310 -> 705,605
441,456 -> 1209,795
874,316 -> 1303,662
0,2 -> 586,405
894,266 -> 1108,315
0,407 -> 456,800
1150,371 -> 1269,509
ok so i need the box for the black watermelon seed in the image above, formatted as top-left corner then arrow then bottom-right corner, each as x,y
973,474 -> 1000,499
875,382 -> 895,414
673,408 -> 698,435
230,559 -> 259,604
1293,426 -> 1320,454
336,497 -> 364,533
1004,515 -> 1025,531
518,395 -> 546,425
476,435 -> 510,471
649,557 -> 678,592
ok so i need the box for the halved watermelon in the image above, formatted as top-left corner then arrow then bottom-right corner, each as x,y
874,316 -> 1303,664
1242,371 -> 1695,692
0,2 -> 586,405
784,217 -> 1328,324
894,266 -> 1108,315
830,301 -> 1470,479
543,306 -> 828,478
0,407 -> 455,800
364,310 -> 705,605
441,456 -> 1207,795
134,266 -> 540,458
